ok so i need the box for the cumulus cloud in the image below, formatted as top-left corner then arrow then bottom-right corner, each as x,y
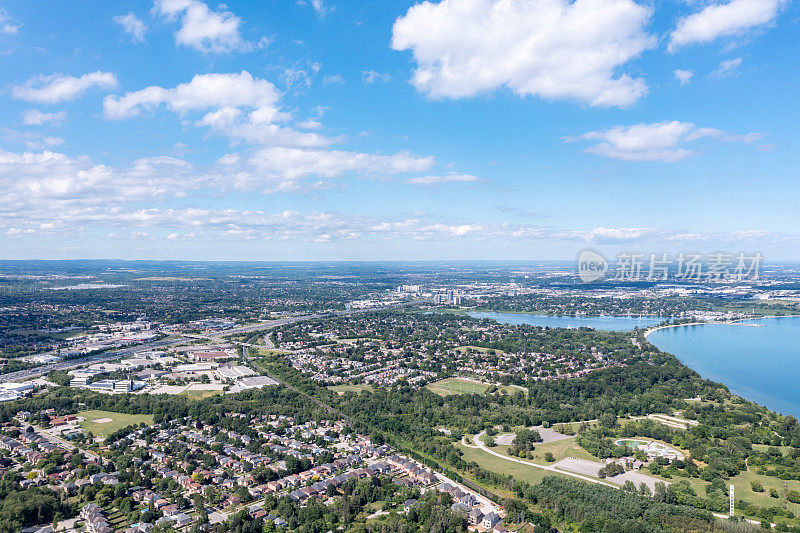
22,110 -> 67,125
115,12 -> 148,42
405,173 -> 479,185
154,0 -> 250,53
674,69 -> 693,85
571,120 -> 765,162
103,71 -> 436,187
0,148 -> 199,208
0,145 -> 789,249
12,72 -> 118,104
103,71 -> 282,119
711,57 -> 742,77
668,0 -> 785,52
391,0 -> 655,107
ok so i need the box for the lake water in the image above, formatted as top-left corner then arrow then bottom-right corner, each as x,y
467,311 -> 663,331
647,317 -> 800,417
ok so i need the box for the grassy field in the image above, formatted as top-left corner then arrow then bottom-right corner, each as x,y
512,437 -> 598,466
456,442 -> 568,485
77,410 -> 153,438
328,384 -> 373,394
182,389 -> 223,400
641,465 -> 800,522
427,377 -> 521,396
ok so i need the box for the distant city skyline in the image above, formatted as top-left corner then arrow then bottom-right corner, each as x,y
0,0 -> 797,260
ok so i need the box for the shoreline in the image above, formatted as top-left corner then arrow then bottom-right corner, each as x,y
643,314 -> 800,338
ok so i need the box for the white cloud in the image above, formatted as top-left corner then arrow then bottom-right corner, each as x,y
217,153 -> 240,165
312,0 -> 328,16
578,227 -> 658,243
405,173 -> 479,185
154,0 -> 250,53
115,12 -> 148,42
103,71 -> 438,190
391,0 -> 654,107
711,57 -> 742,77
362,70 -> 390,84
674,69 -> 693,85
322,74 -> 345,84
0,9 -> 19,34
22,110 -> 67,125
0,147 -> 790,249
572,120 -> 765,162
297,119 -> 322,129
3,129 -> 65,150
103,71 -> 282,119
0,148 -> 200,208
12,72 -> 117,104
668,0 -> 785,52
248,147 -> 434,184
281,62 -> 320,89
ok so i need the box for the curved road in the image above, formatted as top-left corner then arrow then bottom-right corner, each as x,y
472,431 -> 614,487
472,432 -> 765,526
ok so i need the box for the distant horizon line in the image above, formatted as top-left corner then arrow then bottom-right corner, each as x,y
1,258 -> 799,265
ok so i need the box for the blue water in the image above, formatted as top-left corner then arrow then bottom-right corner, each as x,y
468,311 -> 663,331
648,317 -> 800,417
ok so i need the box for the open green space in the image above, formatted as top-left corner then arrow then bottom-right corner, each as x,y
520,437 -> 598,465
77,410 -> 153,438
181,389 -> 223,400
426,377 -> 520,396
456,442 -> 565,485
328,383 -> 374,394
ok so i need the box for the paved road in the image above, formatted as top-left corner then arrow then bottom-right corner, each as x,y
472,432 -> 615,487
472,432 -> 768,526
26,423 -> 101,463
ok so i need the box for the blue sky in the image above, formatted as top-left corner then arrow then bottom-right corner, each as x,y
0,0 -> 797,260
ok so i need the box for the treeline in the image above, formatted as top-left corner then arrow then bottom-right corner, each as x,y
519,476 -> 714,532
331,362 -> 714,438
0,480 -> 75,533
0,385 -> 332,427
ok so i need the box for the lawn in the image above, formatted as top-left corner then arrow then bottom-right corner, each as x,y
427,377 -> 521,396
456,442 -> 568,485
523,437 -> 598,465
729,468 -> 800,515
328,384 -> 374,395
182,389 -> 223,400
77,410 -> 154,438
643,466 -> 800,523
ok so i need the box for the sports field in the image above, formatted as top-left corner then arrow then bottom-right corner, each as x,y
427,377 -> 522,396
328,384 -> 373,394
427,377 -> 492,395
77,410 -> 153,438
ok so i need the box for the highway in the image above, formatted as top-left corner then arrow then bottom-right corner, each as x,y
0,300 -> 425,385
0,336 -> 184,383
